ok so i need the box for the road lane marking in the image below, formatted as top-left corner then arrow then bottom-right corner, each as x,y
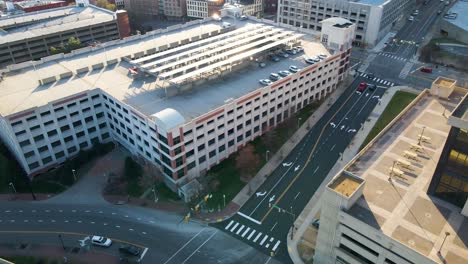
51,220 -> 56,223
247,160 -> 295,216
293,192 -> 301,200
85,210 -> 90,213
242,227 -> 251,237
264,257 -> 273,264
38,220 -> 43,223
99,211 -> 103,214
77,220 -> 81,223
149,220 -> 155,224
236,225 -> 245,235
45,210 -> 50,212
125,215 -> 129,218
59,210 -> 63,213
137,218 -> 141,221
5,210 -> 10,213
261,86 -> 358,223
142,232 -> 147,235
18,210 -> 23,213
64,220 -> 69,223
260,235 -> 268,246
230,222 -> 239,232
103,223 -> 108,226
253,232 -> 262,242
112,212 -> 116,215
129,228 -> 134,231
90,222 -> 95,224
330,144 -> 336,151
181,230 -> 218,264
225,220 -> 234,230
313,166 -> 320,174
71,210 -> 76,213
269,237 -> 274,242
10,220 -> 15,223
237,212 -> 262,225
139,247 -> 148,263
270,222 -> 278,232
163,227 -> 209,264
265,243 -> 270,248
247,230 -> 256,240
116,225 -> 120,228
24,220 -> 28,223
272,241 -> 281,251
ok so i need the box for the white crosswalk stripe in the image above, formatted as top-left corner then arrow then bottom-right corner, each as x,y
225,220 -> 234,230
242,227 -> 251,237
236,225 -> 245,235
253,232 -> 262,242
379,79 -> 385,84
224,221 -> 281,251
247,230 -> 256,240
230,222 -> 239,232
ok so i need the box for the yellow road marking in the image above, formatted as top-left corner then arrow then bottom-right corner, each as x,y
0,230 -> 146,249
260,88 -> 358,223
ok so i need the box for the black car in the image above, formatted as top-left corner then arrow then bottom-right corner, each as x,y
119,245 -> 141,256
368,84 -> 377,91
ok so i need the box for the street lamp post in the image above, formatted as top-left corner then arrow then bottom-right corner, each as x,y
152,187 -> 158,203
297,117 -> 302,129
72,169 -> 77,181
9,182 -> 16,194
223,194 -> 226,208
58,234 -> 65,251
438,232 -> 450,254
266,150 -> 270,162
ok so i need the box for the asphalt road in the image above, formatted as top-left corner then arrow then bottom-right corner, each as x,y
363,0 -> 449,86
0,202 -> 279,264
213,75 -> 387,263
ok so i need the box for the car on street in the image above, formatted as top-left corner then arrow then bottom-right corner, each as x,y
91,236 -> 112,247
258,62 -> 266,68
278,70 -> 291,77
366,73 -> 375,79
259,79 -> 272,86
119,245 -> 141,256
269,73 -> 281,81
368,84 -> 377,91
412,10 -> 419,16
437,10 -> 442,15
289,65 -> 300,73
239,15 -> 247,21
420,67 -> 433,73
357,82 -> 368,92
294,46 -> 304,52
445,1 -> 450,5
408,16 -> 414,21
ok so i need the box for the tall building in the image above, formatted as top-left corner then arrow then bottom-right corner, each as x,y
277,0 -> 413,47
0,2 -> 131,67
314,78 -> 468,263
0,17 -> 353,199
186,0 -> 224,19
123,0 -> 186,19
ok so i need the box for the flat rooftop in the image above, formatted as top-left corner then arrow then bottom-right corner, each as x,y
344,90 -> 468,263
0,5 -> 115,44
452,93 -> 468,121
344,0 -> 389,6
445,0 -> 468,31
0,17 -> 330,122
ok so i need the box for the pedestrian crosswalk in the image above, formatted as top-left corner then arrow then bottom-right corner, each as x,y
224,220 -> 282,252
378,52 -> 407,61
357,72 -> 395,86
398,61 -> 414,79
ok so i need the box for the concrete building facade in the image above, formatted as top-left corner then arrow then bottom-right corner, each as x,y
277,0 -> 413,47
0,17 -> 353,198
0,2 -> 131,67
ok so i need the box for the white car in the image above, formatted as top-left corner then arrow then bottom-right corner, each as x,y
305,58 -> 316,64
408,16 -> 414,21
259,79 -> 272,86
91,236 -> 112,247
278,70 -> 292,77
269,73 -> 281,81
289,65 -> 300,73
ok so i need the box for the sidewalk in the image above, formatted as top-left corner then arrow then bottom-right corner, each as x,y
195,75 -> 355,223
286,86 -> 417,263
0,244 -> 119,264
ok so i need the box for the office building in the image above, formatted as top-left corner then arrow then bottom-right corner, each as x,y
0,0 -> 131,67
277,0 -> 413,46
0,17 -> 353,198
123,0 -> 186,19
186,0 -> 224,19
314,79 -> 468,263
